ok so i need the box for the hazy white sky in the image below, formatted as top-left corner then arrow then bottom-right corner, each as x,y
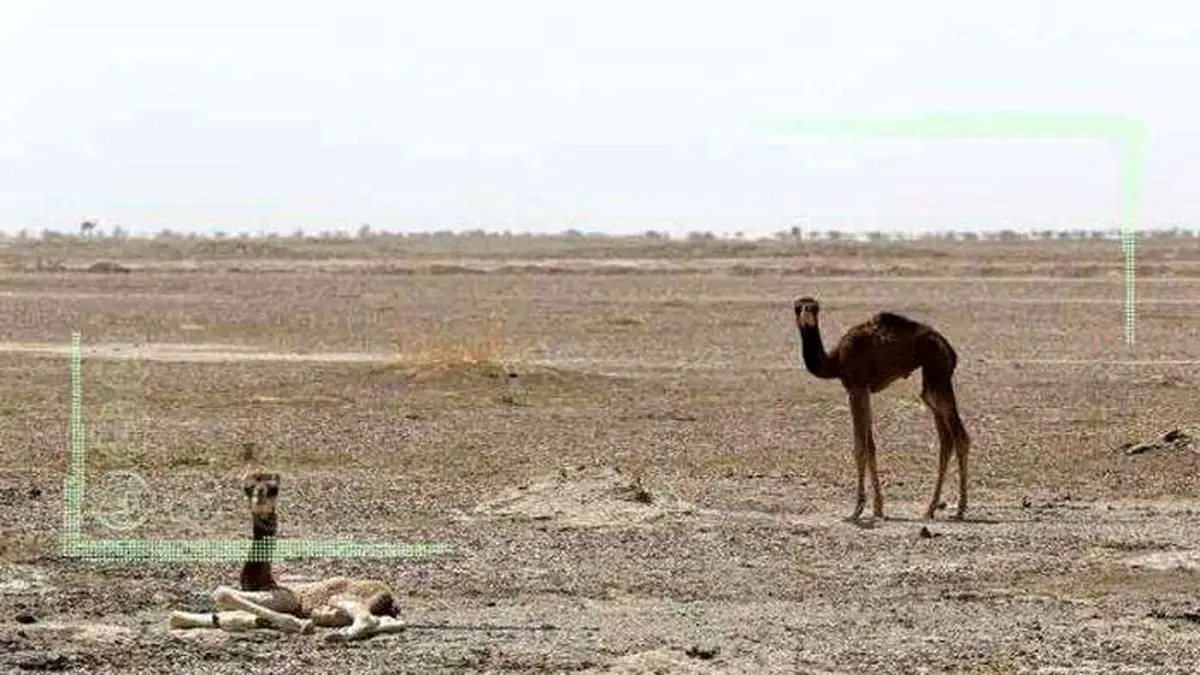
0,1 -> 1196,236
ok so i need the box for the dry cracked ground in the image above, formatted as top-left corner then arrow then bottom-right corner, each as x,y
1,237 -> 1200,673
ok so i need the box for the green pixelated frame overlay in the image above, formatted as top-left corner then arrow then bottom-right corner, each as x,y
760,113 -> 1144,344
61,331 -> 452,562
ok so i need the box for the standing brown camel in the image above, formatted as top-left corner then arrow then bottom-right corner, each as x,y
793,297 -> 970,521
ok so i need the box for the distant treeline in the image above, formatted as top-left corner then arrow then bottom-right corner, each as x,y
9,222 -> 1199,243
1,222 -> 1196,267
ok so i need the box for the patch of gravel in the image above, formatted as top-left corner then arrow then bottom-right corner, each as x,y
4,264 -> 1200,672
460,465 -> 697,529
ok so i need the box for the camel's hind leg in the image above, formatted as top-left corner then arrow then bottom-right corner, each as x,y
211,586 -> 312,634
921,375 -> 969,520
945,384 -> 970,519
921,392 -> 954,520
167,610 -> 262,632
865,416 -> 885,518
846,387 -> 873,520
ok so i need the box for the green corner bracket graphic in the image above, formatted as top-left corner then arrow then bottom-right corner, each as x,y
759,112 -> 1145,345
61,331 -> 453,563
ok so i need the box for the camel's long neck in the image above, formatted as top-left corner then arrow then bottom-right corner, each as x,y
799,323 -> 840,379
239,513 -> 278,591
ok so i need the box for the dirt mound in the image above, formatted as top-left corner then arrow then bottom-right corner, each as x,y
368,360 -> 622,404
1126,550 -> 1200,572
377,359 -> 517,384
87,260 -> 132,273
603,646 -> 728,673
465,466 -> 695,529
1122,427 -> 1198,455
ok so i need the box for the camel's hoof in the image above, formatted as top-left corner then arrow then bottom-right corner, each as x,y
949,511 -> 966,521
297,619 -> 314,635
844,513 -> 879,529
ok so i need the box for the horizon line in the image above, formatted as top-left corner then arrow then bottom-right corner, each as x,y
6,224 -> 1200,241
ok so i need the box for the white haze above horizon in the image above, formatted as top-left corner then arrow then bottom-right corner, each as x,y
0,1 -> 1197,237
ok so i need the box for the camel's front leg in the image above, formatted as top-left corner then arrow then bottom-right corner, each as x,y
167,610 -> 261,632
320,598 -> 406,642
846,388 -> 872,520
321,599 -> 378,641
374,616 -> 407,635
212,586 -> 312,634
166,610 -> 212,630
865,422 -> 884,519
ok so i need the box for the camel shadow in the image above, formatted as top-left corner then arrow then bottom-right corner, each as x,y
842,513 -> 1007,528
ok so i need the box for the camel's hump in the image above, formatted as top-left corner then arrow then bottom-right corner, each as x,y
874,311 -> 919,328
294,577 -> 395,613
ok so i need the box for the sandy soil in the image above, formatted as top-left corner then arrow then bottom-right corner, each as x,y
2,240 -> 1200,673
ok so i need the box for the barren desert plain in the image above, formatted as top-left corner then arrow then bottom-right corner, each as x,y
1,231 -> 1199,674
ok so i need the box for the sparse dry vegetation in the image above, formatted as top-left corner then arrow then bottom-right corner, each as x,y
388,311 -> 511,379
1,227 -> 1198,284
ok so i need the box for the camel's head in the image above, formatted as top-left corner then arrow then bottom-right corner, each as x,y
242,470 -> 280,518
794,297 -> 820,328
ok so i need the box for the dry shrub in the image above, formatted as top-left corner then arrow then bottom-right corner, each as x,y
87,260 -> 132,273
390,312 -> 510,378
613,452 -> 655,503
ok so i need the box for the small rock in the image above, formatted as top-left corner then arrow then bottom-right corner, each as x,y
686,643 -> 720,660
918,526 -> 934,539
14,612 -> 36,624
14,652 -> 69,671
1125,428 -> 1197,455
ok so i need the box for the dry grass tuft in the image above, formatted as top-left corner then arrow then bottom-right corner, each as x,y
613,454 -> 655,504
602,313 -> 645,328
388,312 -> 511,379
